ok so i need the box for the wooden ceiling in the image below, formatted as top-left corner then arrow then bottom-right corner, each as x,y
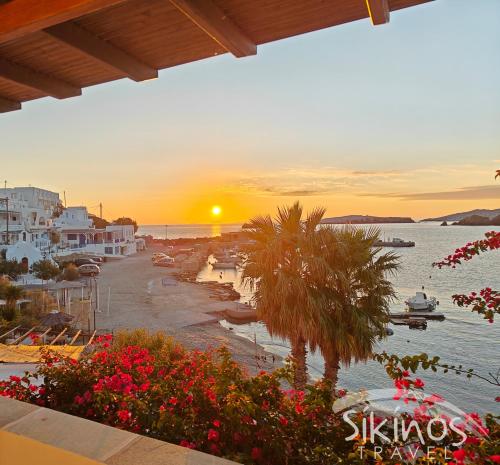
0,0 -> 432,113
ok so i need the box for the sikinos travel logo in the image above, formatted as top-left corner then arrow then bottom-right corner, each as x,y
332,387 -> 488,463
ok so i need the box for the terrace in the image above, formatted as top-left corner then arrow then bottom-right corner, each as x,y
0,1 -> 436,464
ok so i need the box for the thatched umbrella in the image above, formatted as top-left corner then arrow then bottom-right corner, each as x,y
40,311 -> 74,327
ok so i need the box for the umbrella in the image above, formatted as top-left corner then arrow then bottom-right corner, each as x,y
40,311 -> 74,327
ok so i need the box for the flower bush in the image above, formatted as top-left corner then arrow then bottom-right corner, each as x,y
0,332 -> 498,464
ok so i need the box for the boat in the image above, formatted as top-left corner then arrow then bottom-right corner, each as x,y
212,260 -> 238,270
226,302 -> 257,320
408,317 -> 427,330
405,291 -> 437,312
374,237 -> 415,247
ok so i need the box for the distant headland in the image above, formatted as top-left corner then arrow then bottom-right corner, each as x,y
422,208 -> 500,222
320,215 -> 415,224
422,208 -> 500,226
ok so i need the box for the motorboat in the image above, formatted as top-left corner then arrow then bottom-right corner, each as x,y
212,260 -> 238,270
405,292 -> 437,312
374,237 -> 415,247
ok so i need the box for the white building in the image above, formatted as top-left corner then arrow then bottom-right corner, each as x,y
55,207 -> 137,258
0,187 -> 61,267
1,188 -> 139,265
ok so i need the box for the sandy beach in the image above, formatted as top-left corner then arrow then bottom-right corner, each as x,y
95,250 -> 280,374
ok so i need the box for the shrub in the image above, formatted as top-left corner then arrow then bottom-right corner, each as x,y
0,333 -> 498,464
61,263 -> 80,281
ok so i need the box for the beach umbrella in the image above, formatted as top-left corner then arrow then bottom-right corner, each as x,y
40,311 -> 74,327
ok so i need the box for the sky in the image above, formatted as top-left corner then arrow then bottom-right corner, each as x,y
1,0 -> 499,224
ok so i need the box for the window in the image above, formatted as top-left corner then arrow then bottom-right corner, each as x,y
115,246 -> 120,254
105,247 -> 113,255
67,234 -> 77,240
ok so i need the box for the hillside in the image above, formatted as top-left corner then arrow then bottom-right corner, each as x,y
423,208 -> 500,222
321,215 -> 414,224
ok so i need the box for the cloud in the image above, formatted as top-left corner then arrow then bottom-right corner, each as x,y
361,185 -> 500,201
231,167 -> 406,197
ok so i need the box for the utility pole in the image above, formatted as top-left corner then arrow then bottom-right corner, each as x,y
165,224 -> 168,241
99,202 -> 103,219
0,197 -> 9,245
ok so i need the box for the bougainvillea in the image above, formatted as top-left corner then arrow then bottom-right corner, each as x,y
1,336 -> 498,464
433,231 -> 500,269
453,289 -> 500,323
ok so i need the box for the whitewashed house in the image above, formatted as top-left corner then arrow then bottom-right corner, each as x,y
0,187 -> 61,268
54,207 -> 137,258
1,187 -> 138,263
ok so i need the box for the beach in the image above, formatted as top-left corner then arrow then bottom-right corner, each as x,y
95,249 -> 279,374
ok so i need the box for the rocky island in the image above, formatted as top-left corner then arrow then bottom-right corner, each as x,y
321,215 -> 415,224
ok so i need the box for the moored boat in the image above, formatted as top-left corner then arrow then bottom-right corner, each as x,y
405,291 -> 437,312
226,302 -> 257,320
374,237 -> 415,247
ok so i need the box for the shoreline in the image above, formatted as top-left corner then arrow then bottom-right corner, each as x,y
95,249 -> 281,375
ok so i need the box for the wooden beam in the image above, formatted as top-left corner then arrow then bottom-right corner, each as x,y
44,22 -> 157,81
0,0 -> 128,44
0,325 -> 20,340
50,327 -> 68,345
86,329 -> 97,346
366,0 -> 390,25
0,58 -> 81,99
0,96 -> 21,113
10,326 -> 37,345
169,0 -> 256,58
68,329 -> 82,346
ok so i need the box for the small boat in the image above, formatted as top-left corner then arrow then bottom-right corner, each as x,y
405,291 -> 437,312
212,261 -> 238,269
374,237 -> 415,247
408,318 -> 427,330
226,303 -> 257,320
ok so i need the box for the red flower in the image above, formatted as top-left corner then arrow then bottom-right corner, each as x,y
168,396 -> 178,405
117,409 -> 130,423
489,455 -> 500,463
251,447 -> 263,461
414,378 -> 425,389
213,419 -> 221,428
207,429 -> 219,442
179,439 -> 196,449
279,416 -> 288,426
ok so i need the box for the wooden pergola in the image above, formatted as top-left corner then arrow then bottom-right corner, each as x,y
0,0 -> 432,113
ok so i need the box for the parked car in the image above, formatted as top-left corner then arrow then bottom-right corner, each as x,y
75,258 -> 100,267
153,256 -> 175,267
152,252 -> 167,261
87,256 -> 104,264
78,264 -> 100,276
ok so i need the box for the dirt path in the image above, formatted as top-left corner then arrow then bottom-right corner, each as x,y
94,252 -> 280,374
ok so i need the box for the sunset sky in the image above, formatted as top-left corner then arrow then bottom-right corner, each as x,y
1,0 -> 499,224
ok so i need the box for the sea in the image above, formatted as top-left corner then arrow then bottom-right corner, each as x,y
139,223 -> 500,414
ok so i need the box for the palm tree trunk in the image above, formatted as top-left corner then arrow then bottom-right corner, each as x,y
323,349 -> 340,393
290,335 -> 307,389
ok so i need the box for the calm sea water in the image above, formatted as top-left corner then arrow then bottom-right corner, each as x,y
195,223 -> 500,414
137,224 -> 243,239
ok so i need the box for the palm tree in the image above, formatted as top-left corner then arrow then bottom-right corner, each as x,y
242,202 -> 328,388
313,226 -> 399,390
242,203 -> 399,391
2,284 -> 25,321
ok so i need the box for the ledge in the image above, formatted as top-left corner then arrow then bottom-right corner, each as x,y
0,397 -> 239,465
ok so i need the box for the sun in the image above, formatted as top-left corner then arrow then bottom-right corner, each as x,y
211,205 -> 222,216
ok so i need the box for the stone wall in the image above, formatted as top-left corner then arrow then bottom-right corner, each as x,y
0,396 -> 240,465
